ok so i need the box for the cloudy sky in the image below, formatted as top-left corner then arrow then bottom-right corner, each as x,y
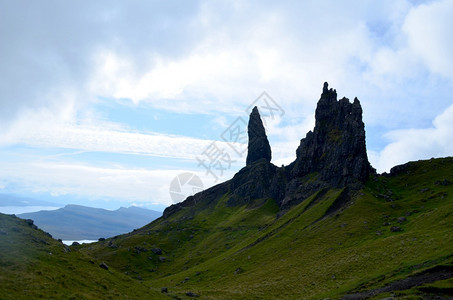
1,0 -> 452,212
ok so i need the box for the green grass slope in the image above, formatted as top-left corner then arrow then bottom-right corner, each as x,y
80,157 -> 453,299
1,157 -> 452,299
0,214 -> 166,299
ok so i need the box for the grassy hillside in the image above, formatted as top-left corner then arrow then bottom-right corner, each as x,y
81,157 -> 453,299
0,213 -> 166,299
1,157 -> 452,299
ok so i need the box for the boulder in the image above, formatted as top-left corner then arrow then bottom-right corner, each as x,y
390,226 -> 402,232
397,217 -> 407,223
99,262 -> 109,270
186,291 -> 199,297
151,248 -> 162,255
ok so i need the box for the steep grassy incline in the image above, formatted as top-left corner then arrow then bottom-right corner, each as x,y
81,158 -> 453,299
0,213 -> 165,299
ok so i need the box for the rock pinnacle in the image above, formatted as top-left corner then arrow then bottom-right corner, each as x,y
246,106 -> 272,166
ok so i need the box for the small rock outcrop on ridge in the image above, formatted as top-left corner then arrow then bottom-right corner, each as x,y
246,106 -> 272,166
163,82 -> 374,217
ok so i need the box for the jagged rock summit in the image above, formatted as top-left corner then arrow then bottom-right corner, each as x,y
291,82 -> 372,186
278,82 -> 374,208
246,106 -> 272,166
164,82 -> 373,217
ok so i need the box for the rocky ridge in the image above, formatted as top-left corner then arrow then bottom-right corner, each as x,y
164,82 -> 374,217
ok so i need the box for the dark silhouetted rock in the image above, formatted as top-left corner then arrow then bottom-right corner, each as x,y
277,82 -> 374,209
435,179 -> 451,186
151,248 -> 162,255
186,291 -> 199,297
290,82 -> 372,186
390,226 -> 402,232
24,219 -> 38,229
108,241 -> 118,248
72,242 -> 80,246
162,82 -> 375,217
134,246 -> 148,254
246,106 -> 271,166
397,217 -> 407,223
99,262 -> 109,270
161,287 -> 168,293
228,159 -> 277,206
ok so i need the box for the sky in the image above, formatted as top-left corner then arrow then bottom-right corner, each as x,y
0,0 -> 452,212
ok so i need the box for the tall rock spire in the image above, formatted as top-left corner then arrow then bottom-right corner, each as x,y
246,106 -> 272,166
290,82 -> 372,186
163,82 -> 375,218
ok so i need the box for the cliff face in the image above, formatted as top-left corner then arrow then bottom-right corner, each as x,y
164,82 -> 373,217
277,82 -> 373,208
290,82 -> 372,186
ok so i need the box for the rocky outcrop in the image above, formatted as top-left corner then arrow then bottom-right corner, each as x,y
163,82 -> 374,218
290,82 -> 372,186
228,159 -> 277,206
229,107 -> 276,205
280,82 -> 373,208
246,106 -> 272,166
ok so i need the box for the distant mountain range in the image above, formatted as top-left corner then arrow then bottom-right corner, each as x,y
19,204 -> 161,240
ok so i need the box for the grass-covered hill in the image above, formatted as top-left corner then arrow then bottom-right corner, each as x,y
0,213 -> 165,299
76,157 -> 453,299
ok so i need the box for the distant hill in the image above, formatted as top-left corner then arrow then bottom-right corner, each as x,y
19,205 -> 161,240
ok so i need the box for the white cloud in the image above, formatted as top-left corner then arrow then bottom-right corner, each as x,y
2,0 -> 451,126
403,0 -> 453,80
0,109 -> 247,164
2,0 -> 453,207
369,103 -> 453,173
0,160 -> 233,206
